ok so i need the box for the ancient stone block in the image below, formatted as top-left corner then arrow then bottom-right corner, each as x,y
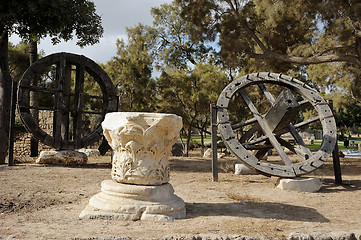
36,150 -> 87,165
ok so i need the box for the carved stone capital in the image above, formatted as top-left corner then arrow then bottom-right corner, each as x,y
102,112 -> 182,185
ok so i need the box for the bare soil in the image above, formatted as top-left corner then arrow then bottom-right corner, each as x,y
1,151 -> 361,239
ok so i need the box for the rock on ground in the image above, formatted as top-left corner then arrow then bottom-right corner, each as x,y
36,150 -> 88,165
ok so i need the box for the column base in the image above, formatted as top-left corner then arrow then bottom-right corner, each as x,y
276,177 -> 322,192
79,180 -> 186,222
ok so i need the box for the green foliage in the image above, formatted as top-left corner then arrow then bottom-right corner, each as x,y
1,0 -> 103,47
157,63 -> 228,130
104,24 -> 157,112
151,2 -> 215,71
14,117 -> 27,136
334,102 -> 361,134
178,0 -> 361,106
8,42 -> 30,82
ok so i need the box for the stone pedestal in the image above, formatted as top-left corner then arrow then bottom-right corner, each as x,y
276,177 -> 322,192
234,163 -> 257,175
79,180 -> 185,221
80,112 -> 185,221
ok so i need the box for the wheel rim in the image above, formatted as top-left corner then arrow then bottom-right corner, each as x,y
18,52 -> 118,150
216,72 -> 337,177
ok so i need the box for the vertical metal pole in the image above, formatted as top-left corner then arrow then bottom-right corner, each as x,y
210,103 -> 218,182
8,81 -> 17,166
328,100 -> 342,185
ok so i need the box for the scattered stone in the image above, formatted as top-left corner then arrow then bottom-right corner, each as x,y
276,177 -> 322,192
78,148 -> 100,157
36,150 -> 87,165
203,148 -> 226,159
289,232 -> 361,240
289,232 -> 316,240
203,148 -> 212,158
234,164 -> 257,175
330,232 -> 358,240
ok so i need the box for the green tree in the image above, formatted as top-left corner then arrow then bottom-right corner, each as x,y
8,42 -> 31,82
0,0 -> 103,163
104,24 -> 157,112
174,0 -> 361,136
177,0 -> 361,98
335,102 -> 361,137
151,2 -> 215,71
157,63 -> 228,156
178,0 -> 361,67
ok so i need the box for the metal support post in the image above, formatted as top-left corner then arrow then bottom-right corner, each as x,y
328,100 -> 342,185
8,81 -> 17,166
210,103 -> 218,182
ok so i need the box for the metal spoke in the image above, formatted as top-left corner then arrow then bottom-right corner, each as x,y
74,59 -> 85,148
216,72 -> 337,177
231,99 -> 309,130
239,89 -> 292,165
53,54 -> 67,149
231,117 -> 257,129
18,52 -> 118,150
258,83 -> 313,160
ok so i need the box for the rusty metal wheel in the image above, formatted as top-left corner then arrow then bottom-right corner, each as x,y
18,52 -> 118,150
216,72 -> 337,177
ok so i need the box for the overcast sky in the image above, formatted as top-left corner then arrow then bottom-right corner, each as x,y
10,0 -> 172,64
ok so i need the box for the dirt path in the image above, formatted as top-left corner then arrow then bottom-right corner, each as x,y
1,152 -> 361,239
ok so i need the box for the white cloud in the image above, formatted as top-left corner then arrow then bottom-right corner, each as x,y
9,0 -> 172,64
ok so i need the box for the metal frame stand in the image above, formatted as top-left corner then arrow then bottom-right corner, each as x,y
210,103 -> 218,182
328,100 -> 343,185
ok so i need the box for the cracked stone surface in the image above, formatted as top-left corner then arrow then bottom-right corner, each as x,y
102,112 -> 183,186
80,112 -> 185,222
79,180 -> 186,222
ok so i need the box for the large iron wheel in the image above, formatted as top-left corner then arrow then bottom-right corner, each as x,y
216,72 -> 337,177
18,52 -> 118,150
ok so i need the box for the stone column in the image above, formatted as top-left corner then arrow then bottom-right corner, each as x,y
80,112 -> 186,222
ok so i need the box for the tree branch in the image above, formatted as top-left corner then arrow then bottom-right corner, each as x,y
0,29 -> 7,46
225,1 -> 361,67
350,89 -> 361,104
315,45 -> 355,56
226,0 -> 269,53
250,50 -> 361,66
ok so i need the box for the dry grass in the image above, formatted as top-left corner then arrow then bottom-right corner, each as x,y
226,192 -> 261,202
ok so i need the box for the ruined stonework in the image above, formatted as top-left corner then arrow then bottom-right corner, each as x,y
80,112 -> 186,221
102,112 -> 183,186
14,111 -> 54,159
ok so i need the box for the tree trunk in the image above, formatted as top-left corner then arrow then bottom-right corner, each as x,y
0,30 -> 12,163
185,124 -> 192,157
184,116 -> 197,157
200,130 -> 204,155
29,41 -> 39,157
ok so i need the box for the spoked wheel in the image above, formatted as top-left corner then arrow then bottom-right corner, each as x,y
18,52 -> 118,150
216,72 -> 337,177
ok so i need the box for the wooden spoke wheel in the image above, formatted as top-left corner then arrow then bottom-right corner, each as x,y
216,72 -> 337,177
18,52 -> 118,150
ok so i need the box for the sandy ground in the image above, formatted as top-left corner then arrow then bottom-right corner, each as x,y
1,151 -> 361,239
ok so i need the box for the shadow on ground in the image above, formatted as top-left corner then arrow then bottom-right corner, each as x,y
319,178 -> 361,193
186,201 -> 329,223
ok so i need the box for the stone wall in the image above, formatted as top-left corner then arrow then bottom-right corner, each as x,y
13,111 -> 54,160
14,132 -> 53,159
13,110 -> 102,160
